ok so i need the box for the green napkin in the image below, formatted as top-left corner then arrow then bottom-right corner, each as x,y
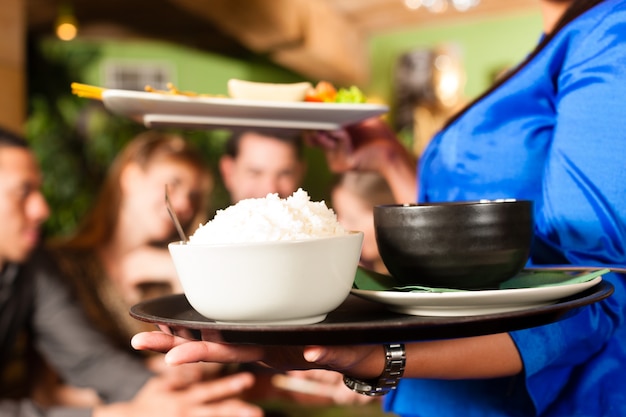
353,267 -> 609,293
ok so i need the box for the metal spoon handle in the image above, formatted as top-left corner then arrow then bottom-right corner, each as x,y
165,185 -> 188,242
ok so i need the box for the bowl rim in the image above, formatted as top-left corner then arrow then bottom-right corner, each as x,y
170,230 -> 364,248
375,199 -> 532,209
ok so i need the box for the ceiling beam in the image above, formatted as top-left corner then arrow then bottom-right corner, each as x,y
170,0 -> 369,86
271,0 -> 369,86
169,0 -> 304,53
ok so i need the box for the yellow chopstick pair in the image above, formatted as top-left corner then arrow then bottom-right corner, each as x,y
71,82 -> 106,101
71,82 -> 225,100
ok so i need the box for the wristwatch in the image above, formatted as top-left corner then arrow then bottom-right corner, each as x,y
343,343 -> 406,396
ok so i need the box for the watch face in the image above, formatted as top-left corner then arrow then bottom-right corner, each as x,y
343,343 -> 406,396
343,375 -> 387,396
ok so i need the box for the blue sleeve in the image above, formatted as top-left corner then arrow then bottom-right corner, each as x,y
511,272 -> 625,414
512,10 -> 626,414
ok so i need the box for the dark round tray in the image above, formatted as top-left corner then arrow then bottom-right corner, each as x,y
130,281 -> 613,345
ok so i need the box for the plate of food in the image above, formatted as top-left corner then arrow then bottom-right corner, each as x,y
72,81 -> 389,130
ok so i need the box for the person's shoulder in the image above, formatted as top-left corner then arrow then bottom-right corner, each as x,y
554,1 -> 626,68
22,245 -> 58,272
44,242 -> 96,280
10,246 -> 68,299
568,1 -> 626,35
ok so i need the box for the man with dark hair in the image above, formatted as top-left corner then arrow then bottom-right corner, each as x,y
219,130 -> 306,203
0,127 -> 261,417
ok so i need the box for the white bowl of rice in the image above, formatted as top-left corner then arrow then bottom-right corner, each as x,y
169,189 -> 363,325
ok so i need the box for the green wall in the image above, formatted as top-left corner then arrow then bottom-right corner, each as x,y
367,10 -> 543,101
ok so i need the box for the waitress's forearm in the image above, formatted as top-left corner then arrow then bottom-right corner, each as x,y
403,334 -> 522,380
308,333 -> 522,382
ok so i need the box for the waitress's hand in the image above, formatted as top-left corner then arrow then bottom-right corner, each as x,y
305,117 -> 409,174
305,117 -> 418,203
131,331 -> 386,381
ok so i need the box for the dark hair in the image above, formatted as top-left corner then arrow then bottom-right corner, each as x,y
443,0 -> 606,129
0,127 -> 29,149
224,130 -> 304,159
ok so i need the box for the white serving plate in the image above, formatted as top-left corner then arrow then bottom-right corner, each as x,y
351,276 -> 603,317
102,89 -> 389,130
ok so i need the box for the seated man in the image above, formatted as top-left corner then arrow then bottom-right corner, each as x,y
0,127 -> 261,417
219,130 -> 306,203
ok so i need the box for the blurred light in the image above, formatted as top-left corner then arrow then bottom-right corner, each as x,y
434,54 -> 453,71
451,0 -> 481,11
433,51 -> 464,108
437,70 -> 461,105
428,0 -> 449,13
55,4 -> 78,41
403,0 -> 480,13
404,0 -> 422,10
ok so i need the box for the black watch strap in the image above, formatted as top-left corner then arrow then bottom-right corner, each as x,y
343,343 -> 406,396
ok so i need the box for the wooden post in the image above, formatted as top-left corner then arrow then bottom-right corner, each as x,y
0,0 -> 26,134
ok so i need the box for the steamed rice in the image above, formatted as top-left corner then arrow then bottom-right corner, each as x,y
189,188 -> 347,244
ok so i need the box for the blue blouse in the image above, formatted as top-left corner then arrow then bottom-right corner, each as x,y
384,1 -> 626,416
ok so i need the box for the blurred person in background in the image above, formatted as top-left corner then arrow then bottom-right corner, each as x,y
39,130 -> 260,413
331,172 -> 395,275
0,127 -> 262,417
219,130 -> 306,203
132,1 -> 626,416
49,131 -> 212,348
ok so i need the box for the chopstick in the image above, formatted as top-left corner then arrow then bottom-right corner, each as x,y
525,265 -> 626,274
71,82 -> 106,101
71,82 -> 225,101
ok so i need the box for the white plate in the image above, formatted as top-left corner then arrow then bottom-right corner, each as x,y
350,276 -> 602,317
102,90 -> 389,130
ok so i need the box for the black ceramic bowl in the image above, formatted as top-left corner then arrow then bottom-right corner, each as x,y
373,200 -> 534,290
